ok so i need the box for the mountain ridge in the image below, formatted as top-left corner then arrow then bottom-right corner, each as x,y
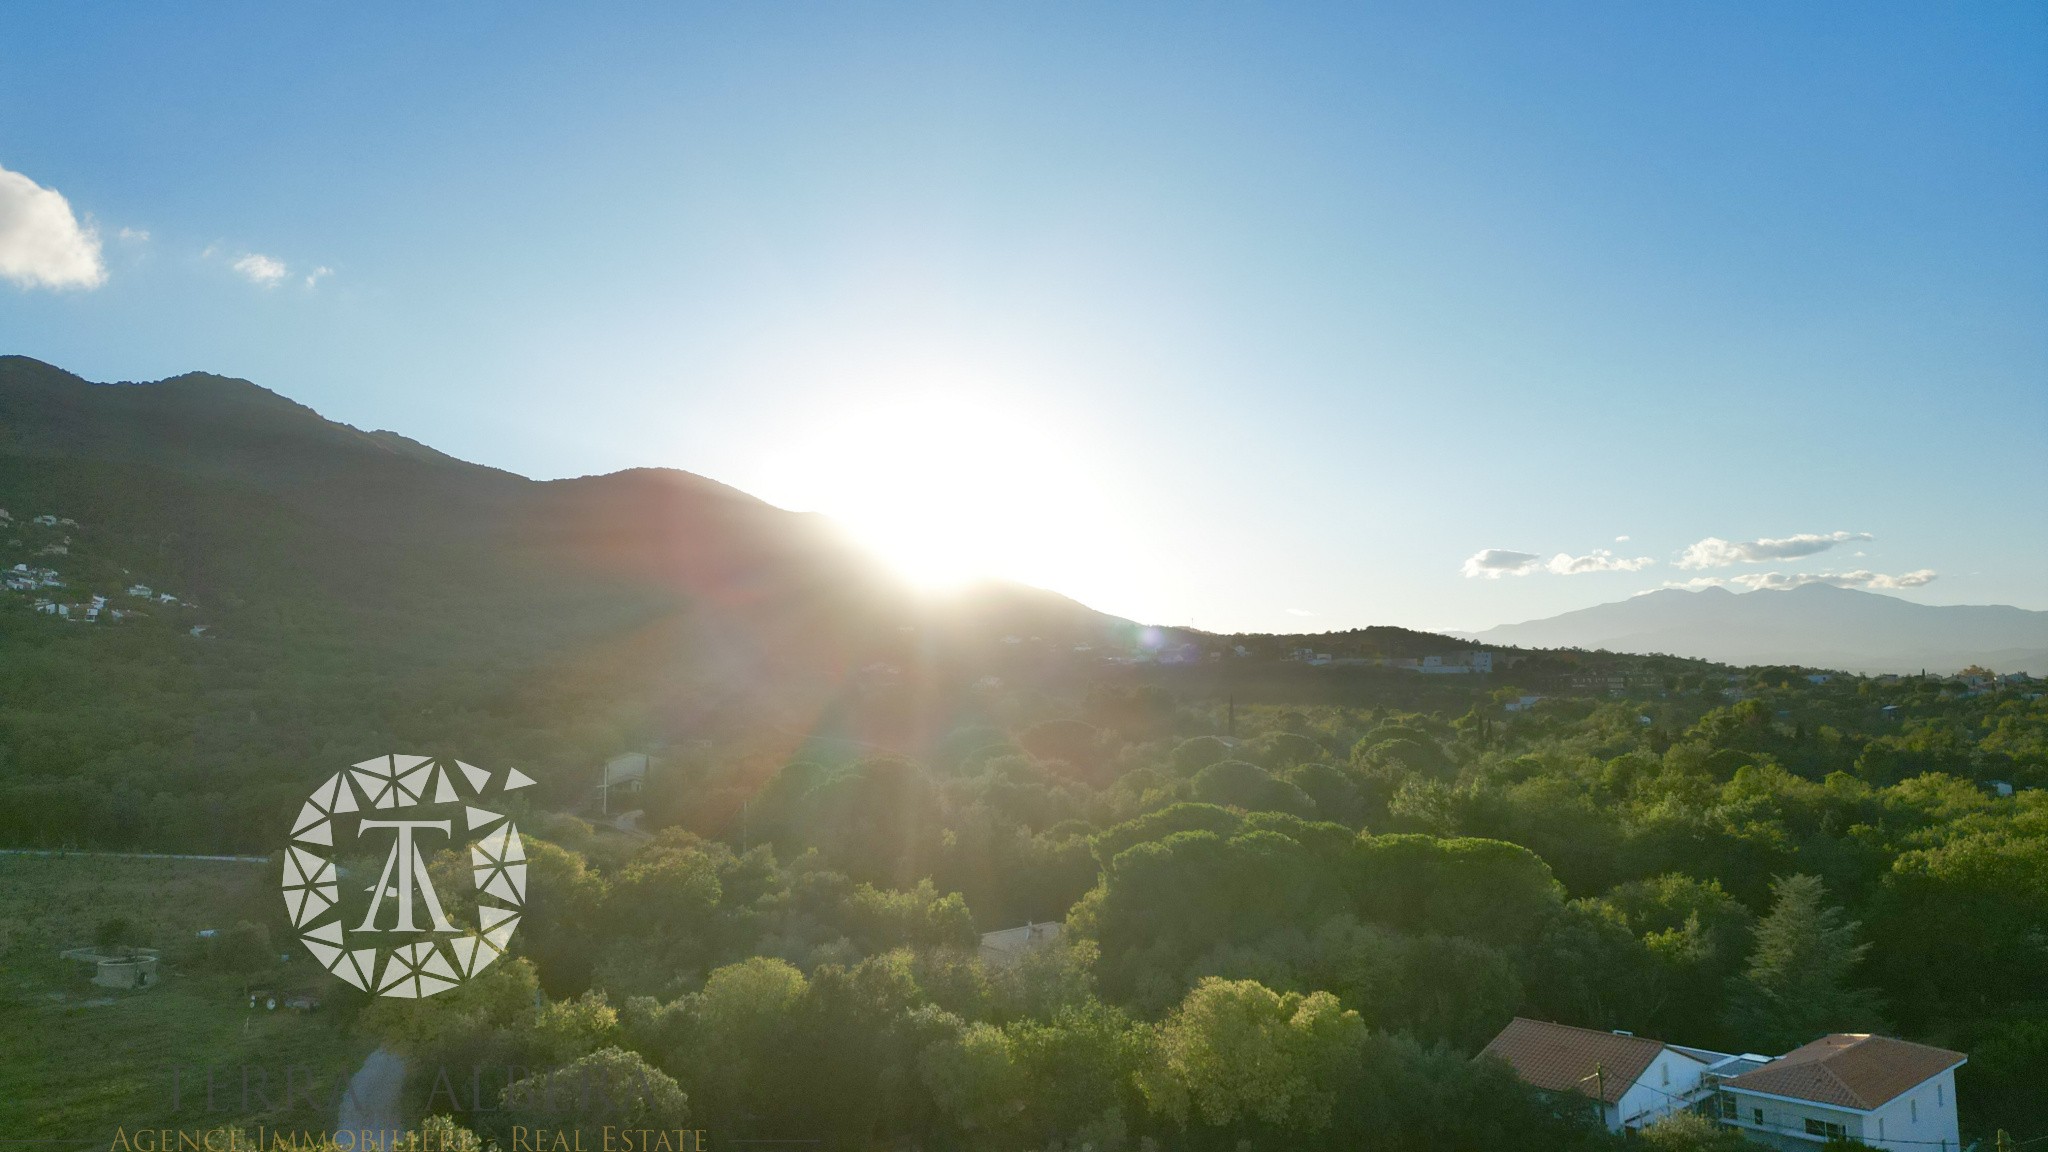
1464,583 -> 2048,674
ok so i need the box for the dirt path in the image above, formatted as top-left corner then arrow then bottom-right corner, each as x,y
336,1046 -> 407,1150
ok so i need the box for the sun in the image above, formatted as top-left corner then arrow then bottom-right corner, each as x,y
753,391 -> 1121,596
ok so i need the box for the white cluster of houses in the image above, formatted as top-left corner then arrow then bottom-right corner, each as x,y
3,511 -> 197,626
5,563 -> 63,592
126,583 -> 180,604
1289,649 -> 1499,674
1481,1017 -> 1965,1152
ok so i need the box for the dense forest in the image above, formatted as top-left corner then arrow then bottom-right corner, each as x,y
265,667 -> 2048,1150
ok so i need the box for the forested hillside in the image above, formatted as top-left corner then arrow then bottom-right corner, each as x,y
0,356 -> 1129,846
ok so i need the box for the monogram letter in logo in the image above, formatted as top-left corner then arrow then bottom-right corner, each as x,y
282,755 -> 537,998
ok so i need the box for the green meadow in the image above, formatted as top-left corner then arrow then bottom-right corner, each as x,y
0,853 -> 372,1150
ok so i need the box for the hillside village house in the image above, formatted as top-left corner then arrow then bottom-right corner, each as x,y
1481,1018 -> 1966,1151
1479,1018 -> 1718,1131
1715,1033 -> 1965,1152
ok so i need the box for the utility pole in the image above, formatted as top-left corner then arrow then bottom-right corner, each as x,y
1580,1063 -> 1608,1128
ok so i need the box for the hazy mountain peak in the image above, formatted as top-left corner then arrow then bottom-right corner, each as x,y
1474,584 -> 2047,674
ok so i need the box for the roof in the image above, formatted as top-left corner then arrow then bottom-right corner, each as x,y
1478,1018 -> 1676,1105
1722,1034 -> 1966,1111
978,921 -> 1062,953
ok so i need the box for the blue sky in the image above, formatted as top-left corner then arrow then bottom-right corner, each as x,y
2,2 -> 2043,632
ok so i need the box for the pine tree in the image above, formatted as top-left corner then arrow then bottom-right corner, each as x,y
1722,874 -> 1885,1052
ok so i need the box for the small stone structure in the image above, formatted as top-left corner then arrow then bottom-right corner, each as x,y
60,947 -> 161,990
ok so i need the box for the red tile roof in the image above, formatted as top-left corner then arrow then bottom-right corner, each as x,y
1723,1034 -> 1966,1111
1478,1017 -> 1674,1105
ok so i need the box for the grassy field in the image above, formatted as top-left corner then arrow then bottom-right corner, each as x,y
0,853 -> 376,1149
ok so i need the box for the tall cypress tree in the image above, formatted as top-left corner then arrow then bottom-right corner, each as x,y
1722,873 -> 1886,1052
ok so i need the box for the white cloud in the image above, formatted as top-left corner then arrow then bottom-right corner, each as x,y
1285,607 -> 1315,617
0,162 -> 105,289
117,227 -> 149,243
1677,530 -> 1872,569
232,252 -> 289,286
304,265 -> 333,288
1668,569 -> 1937,592
1547,549 -> 1654,575
1465,546 -> 1653,578
1462,549 -> 1544,578
1615,535 -> 1630,542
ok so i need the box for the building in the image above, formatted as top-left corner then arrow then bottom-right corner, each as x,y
977,921 -> 1062,969
1416,651 -> 1496,674
1714,1034 -> 1965,1152
596,752 -> 651,815
1478,1018 -> 1713,1131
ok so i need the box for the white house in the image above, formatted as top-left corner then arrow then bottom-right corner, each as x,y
596,752 -> 651,814
1413,651 -> 1496,675
1478,1018 -> 1714,1131
1714,1033 -> 1965,1152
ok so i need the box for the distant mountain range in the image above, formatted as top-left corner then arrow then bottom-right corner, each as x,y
1464,584 -> 2048,675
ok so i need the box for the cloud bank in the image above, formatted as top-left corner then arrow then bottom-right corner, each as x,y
0,162 -> 105,289
1678,530 -> 1871,569
1463,548 -> 1654,578
1668,569 -> 1937,592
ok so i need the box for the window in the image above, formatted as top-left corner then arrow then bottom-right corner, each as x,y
1805,1119 -> 1847,1140
1753,1108 -> 1764,1126
1937,1083 -> 1944,1107
1912,1099 -> 1919,1122
1717,1093 -> 1736,1120
1661,1062 -> 1669,1086
1879,1118 -> 1886,1140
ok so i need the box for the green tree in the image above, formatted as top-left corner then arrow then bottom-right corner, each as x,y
1136,977 -> 1364,1134
211,920 -> 274,974
1637,1110 -> 1754,1152
489,1046 -> 689,1144
93,915 -> 143,954
1723,874 -> 1884,1050
1191,759 -> 1317,818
